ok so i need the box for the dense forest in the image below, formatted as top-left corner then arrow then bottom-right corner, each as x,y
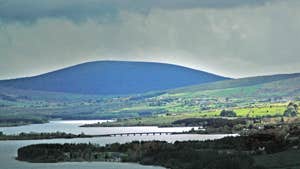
0,118 -> 47,127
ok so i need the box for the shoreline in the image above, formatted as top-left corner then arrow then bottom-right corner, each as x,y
16,126 -> 300,169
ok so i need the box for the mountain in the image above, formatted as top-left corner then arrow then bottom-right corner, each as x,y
0,61 -> 229,95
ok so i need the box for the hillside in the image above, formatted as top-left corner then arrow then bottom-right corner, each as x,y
92,74 -> 300,127
0,61 -> 228,95
169,73 -> 300,94
161,73 -> 300,109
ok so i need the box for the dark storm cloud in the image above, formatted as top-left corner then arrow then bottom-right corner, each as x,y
0,0 -> 120,23
0,0 -> 274,23
0,0 -> 300,79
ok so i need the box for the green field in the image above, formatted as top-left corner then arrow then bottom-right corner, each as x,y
95,102 -> 298,127
200,104 -> 287,117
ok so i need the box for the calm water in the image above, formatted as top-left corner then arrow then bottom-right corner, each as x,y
0,120 -> 199,135
0,120 -> 237,169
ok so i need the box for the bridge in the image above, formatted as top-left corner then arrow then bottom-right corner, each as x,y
92,132 -> 176,137
110,132 -> 174,137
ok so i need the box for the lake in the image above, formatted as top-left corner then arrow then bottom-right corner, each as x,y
0,120 -> 237,169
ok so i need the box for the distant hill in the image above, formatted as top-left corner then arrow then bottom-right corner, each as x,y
168,73 -> 300,99
170,73 -> 300,94
0,61 -> 229,95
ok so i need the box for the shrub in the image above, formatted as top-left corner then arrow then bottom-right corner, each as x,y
283,102 -> 298,117
220,110 -> 237,117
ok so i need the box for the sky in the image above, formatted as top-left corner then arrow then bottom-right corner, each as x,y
0,0 -> 300,79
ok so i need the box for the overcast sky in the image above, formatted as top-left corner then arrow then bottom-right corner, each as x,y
0,0 -> 300,79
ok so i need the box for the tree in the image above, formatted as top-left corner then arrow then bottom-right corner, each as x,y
220,110 -> 237,117
283,102 -> 298,117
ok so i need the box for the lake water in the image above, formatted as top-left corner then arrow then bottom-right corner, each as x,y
0,120 -> 237,169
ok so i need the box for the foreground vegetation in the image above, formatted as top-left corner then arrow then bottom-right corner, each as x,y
17,123 -> 300,169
